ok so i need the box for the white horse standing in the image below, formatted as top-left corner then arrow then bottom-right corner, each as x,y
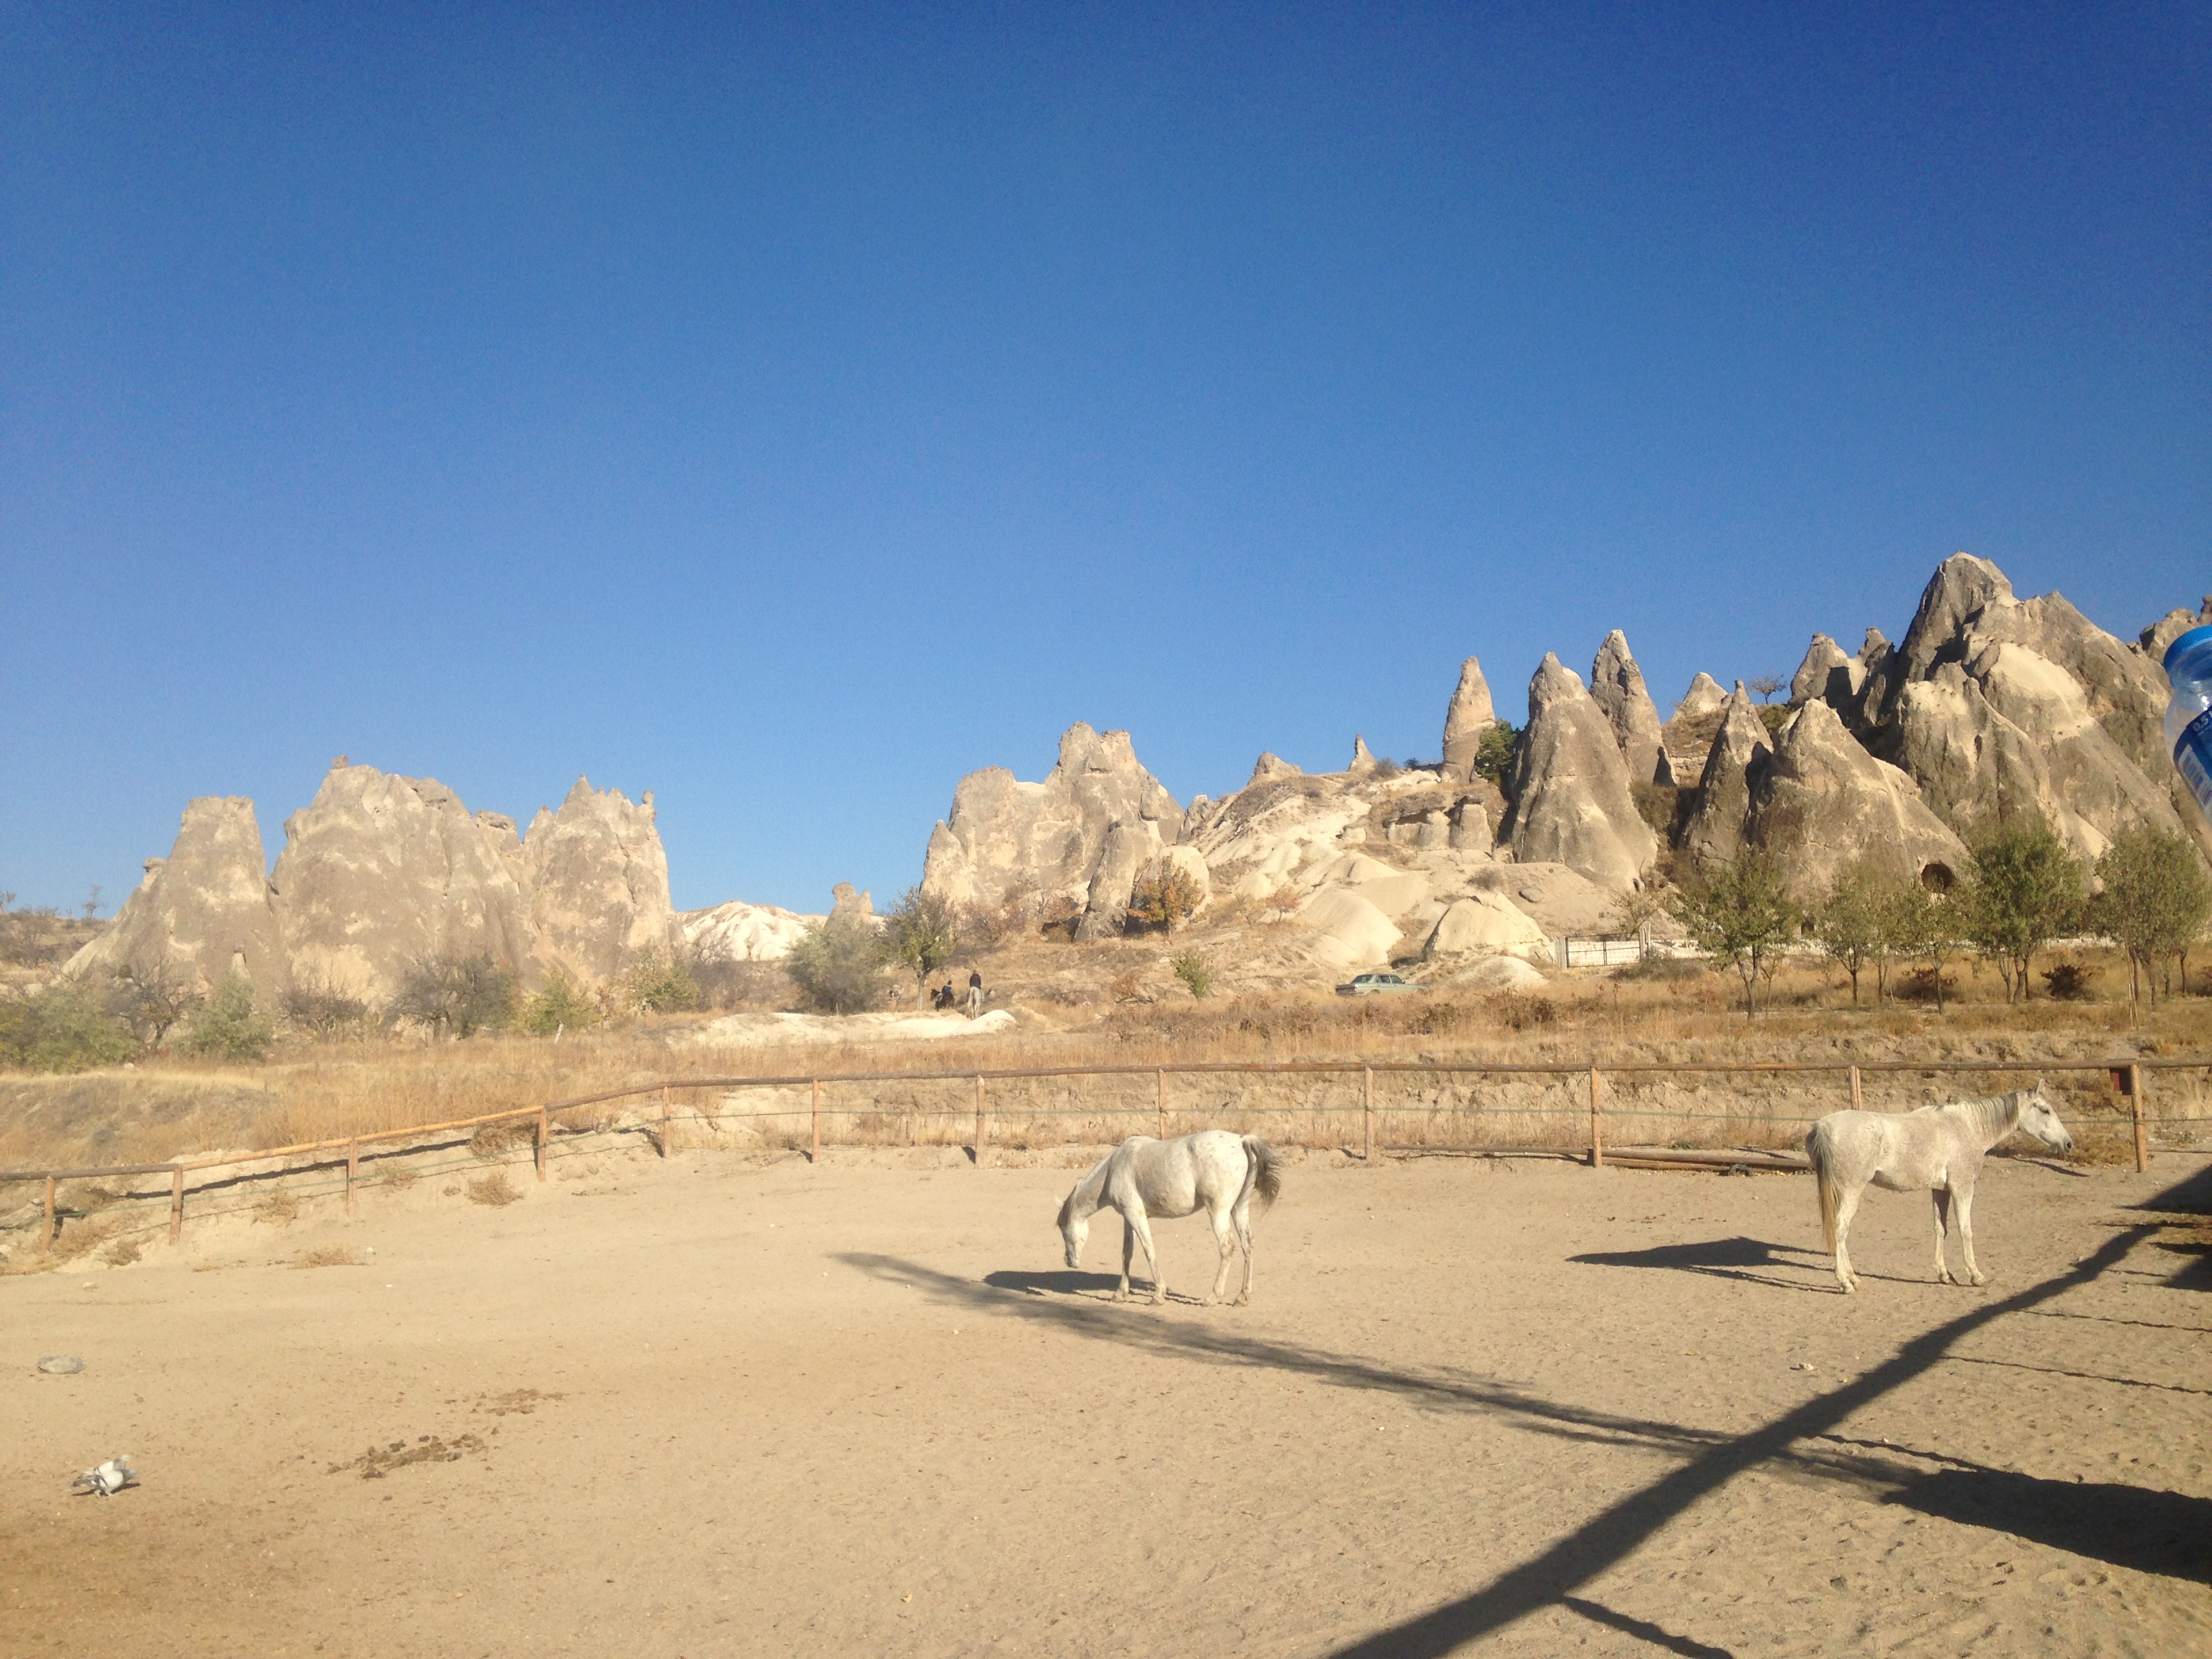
1805,1084 -> 2074,1293
1058,1130 -> 1282,1305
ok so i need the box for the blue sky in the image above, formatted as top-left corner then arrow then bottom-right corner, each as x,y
5,3 -> 2207,915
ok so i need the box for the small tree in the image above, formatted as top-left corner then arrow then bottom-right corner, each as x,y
1170,949 -> 1213,999
1126,858 -> 1204,933
1748,674 -> 1786,704
0,980 -> 137,1071
1814,861 -> 1891,1004
390,954 -> 516,1038
521,969 -> 602,1034
884,886 -> 960,1008
183,969 -> 274,1062
1959,824 -> 2087,1002
784,914 -> 887,1014
281,972 -> 368,1040
112,959 -> 204,1045
1887,878 -> 1963,1011
2093,828 -> 2212,1009
1471,721 -> 1519,789
1666,850 -> 1801,1017
623,947 -> 701,1013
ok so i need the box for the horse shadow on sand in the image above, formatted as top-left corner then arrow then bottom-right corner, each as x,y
1567,1234 -> 1841,1294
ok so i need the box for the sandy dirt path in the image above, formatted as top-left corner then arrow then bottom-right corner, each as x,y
4,1140 -> 2208,1658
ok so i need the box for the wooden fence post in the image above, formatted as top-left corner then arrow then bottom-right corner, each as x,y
1849,1065 -> 1863,1112
169,1166 -> 184,1244
1158,1069 -> 1168,1141
659,1085 -> 672,1159
1362,1065 -> 1374,1162
975,1075 -> 987,1167
535,1109 -> 548,1182
346,1139 -> 360,1214
2131,1063 -> 2148,1172
811,1080 -> 821,1164
43,1175 -> 56,1250
1589,1067 -> 1605,1169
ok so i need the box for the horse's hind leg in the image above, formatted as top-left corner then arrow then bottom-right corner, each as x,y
1204,1206 -> 1237,1305
1931,1188 -> 1956,1285
1833,1184 -> 1864,1293
1231,1196 -> 1255,1305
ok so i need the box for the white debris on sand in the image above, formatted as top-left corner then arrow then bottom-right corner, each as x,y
682,1009 -> 1019,1048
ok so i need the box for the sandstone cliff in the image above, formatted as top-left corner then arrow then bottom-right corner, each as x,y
520,777 -> 682,985
1589,630 -> 1672,787
1439,657 -> 1497,782
1746,701 -> 1968,899
1498,654 -> 1656,892
66,797 -> 285,998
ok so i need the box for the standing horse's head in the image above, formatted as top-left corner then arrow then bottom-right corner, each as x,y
2016,1081 -> 2074,1157
1058,1185 -> 1089,1269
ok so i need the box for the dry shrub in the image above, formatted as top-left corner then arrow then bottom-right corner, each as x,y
295,1244 -> 363,1268
466,1171 -> 521,1208
2041,960 -> 2095,1000
1109,972 -> 1147,1004
253,1187 -> 300,1226
102,1236 -> 142,1267
470,1118 -> 535,1157
1492,992 -> 1557,1031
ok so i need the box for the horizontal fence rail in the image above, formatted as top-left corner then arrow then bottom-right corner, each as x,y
1,1056 -> 2199,1254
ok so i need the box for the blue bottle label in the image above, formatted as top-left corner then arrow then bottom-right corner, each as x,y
2177,707 -> 2212,813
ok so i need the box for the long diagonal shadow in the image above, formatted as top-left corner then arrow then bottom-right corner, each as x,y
843,1227 -> 2157,1656
1317,1225 -> 2154,1656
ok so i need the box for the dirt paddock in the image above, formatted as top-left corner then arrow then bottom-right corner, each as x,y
4,1140 -> 2209,1658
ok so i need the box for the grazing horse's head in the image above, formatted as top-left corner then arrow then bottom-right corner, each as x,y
1058,1185 -> 1089,1269
2016,1082 -> 2074,1157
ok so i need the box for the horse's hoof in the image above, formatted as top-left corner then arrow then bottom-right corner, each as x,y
1968,1272 -> 1986,1287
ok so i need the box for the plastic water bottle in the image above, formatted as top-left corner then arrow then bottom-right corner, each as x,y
2165,625 -> 2212,825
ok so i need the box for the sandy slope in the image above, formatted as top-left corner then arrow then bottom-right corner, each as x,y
4,1139 -> 2207,1658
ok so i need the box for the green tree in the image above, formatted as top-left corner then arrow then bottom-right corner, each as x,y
1471,721 -> 1520,789
1665,850 -> 1801,1017
182,969 -> 274,1062
1170,949 -> 1213,999
390,954 -> 516,1038
1813,860 -> 1894,1004
623,947 -> 701,1013
784,914 -> 887,1014
884,886 -> 960,1008
1126,858 -> 1204,933
111,959 -> 203,1046
2093,828 -> 2212,1008
1959,824 -> 2087,1002
0,979 -> 137,1071
1887,878 -> 1963,1011
520,969 -> 602,1035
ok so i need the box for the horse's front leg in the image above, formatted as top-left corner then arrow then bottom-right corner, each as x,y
1931,1187 -> 1957,1285
1955,1182 -> 1985,1286
1127,1209 -> 1166,1304
1116,1216 -> 1135,1301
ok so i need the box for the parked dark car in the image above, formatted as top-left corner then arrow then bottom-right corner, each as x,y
1334,972 -> 1421,996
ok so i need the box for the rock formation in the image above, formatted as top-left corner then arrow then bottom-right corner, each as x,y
1861,556 -> 2184,861
1673,672 -> 1728,722
1499,655 -> 1656,893
919,723 -> 1182,938
680,900 -> 819,963
1788,634 -> 1860,712
1347,735 -> 1380,776
2144,600 -> 2212,663
1589,630 -> 1672,786
1440,657 -> 1498,782
1423,891 -> 1547,958
270,762 -> 537,1002
1679,685 -> 1774,866
829,883 -> 876,926
519,778 -> 682,985
1246,752 -> 1302,786
66,798 -> 285,997
1745,701 -> 1967,899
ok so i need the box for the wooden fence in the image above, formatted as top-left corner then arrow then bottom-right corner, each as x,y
0,1055 -> 2191,1253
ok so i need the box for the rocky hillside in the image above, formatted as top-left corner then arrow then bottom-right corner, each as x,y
66,761 -> 681,1004
914,553 -> 2204,971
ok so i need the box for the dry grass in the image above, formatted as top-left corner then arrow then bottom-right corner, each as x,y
295,1244 -> 365,1268
0,943 -> 2203,1177
466,1171 -> 522,1208
253,1188 -> 300,1226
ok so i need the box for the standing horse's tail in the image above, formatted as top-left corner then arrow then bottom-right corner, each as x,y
1242,1136 -> 1282,1212
1805,1119 -> 1841,1254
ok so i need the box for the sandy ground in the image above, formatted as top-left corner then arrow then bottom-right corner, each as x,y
4,1136 -> 2209,1658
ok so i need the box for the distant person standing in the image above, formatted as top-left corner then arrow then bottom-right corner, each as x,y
966,969 -> 984,1012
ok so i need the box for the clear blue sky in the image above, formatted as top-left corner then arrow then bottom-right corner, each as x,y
5,4 -> 2206,916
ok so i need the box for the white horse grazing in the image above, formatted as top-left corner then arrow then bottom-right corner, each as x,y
1058,1130 -> 1282,1305
1805,1084 -> 2074,1293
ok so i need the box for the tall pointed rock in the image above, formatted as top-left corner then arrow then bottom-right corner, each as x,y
1589,630 -> 1671,786
1440,657 -> 1498,782
1500,654 -> 1656,892
66,797 -> 285,998
1680,684 -> 1774,865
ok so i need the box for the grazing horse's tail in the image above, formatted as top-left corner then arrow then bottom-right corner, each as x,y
1242,1136 -> 1282,1212
1805,1120 -> 1841,1254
